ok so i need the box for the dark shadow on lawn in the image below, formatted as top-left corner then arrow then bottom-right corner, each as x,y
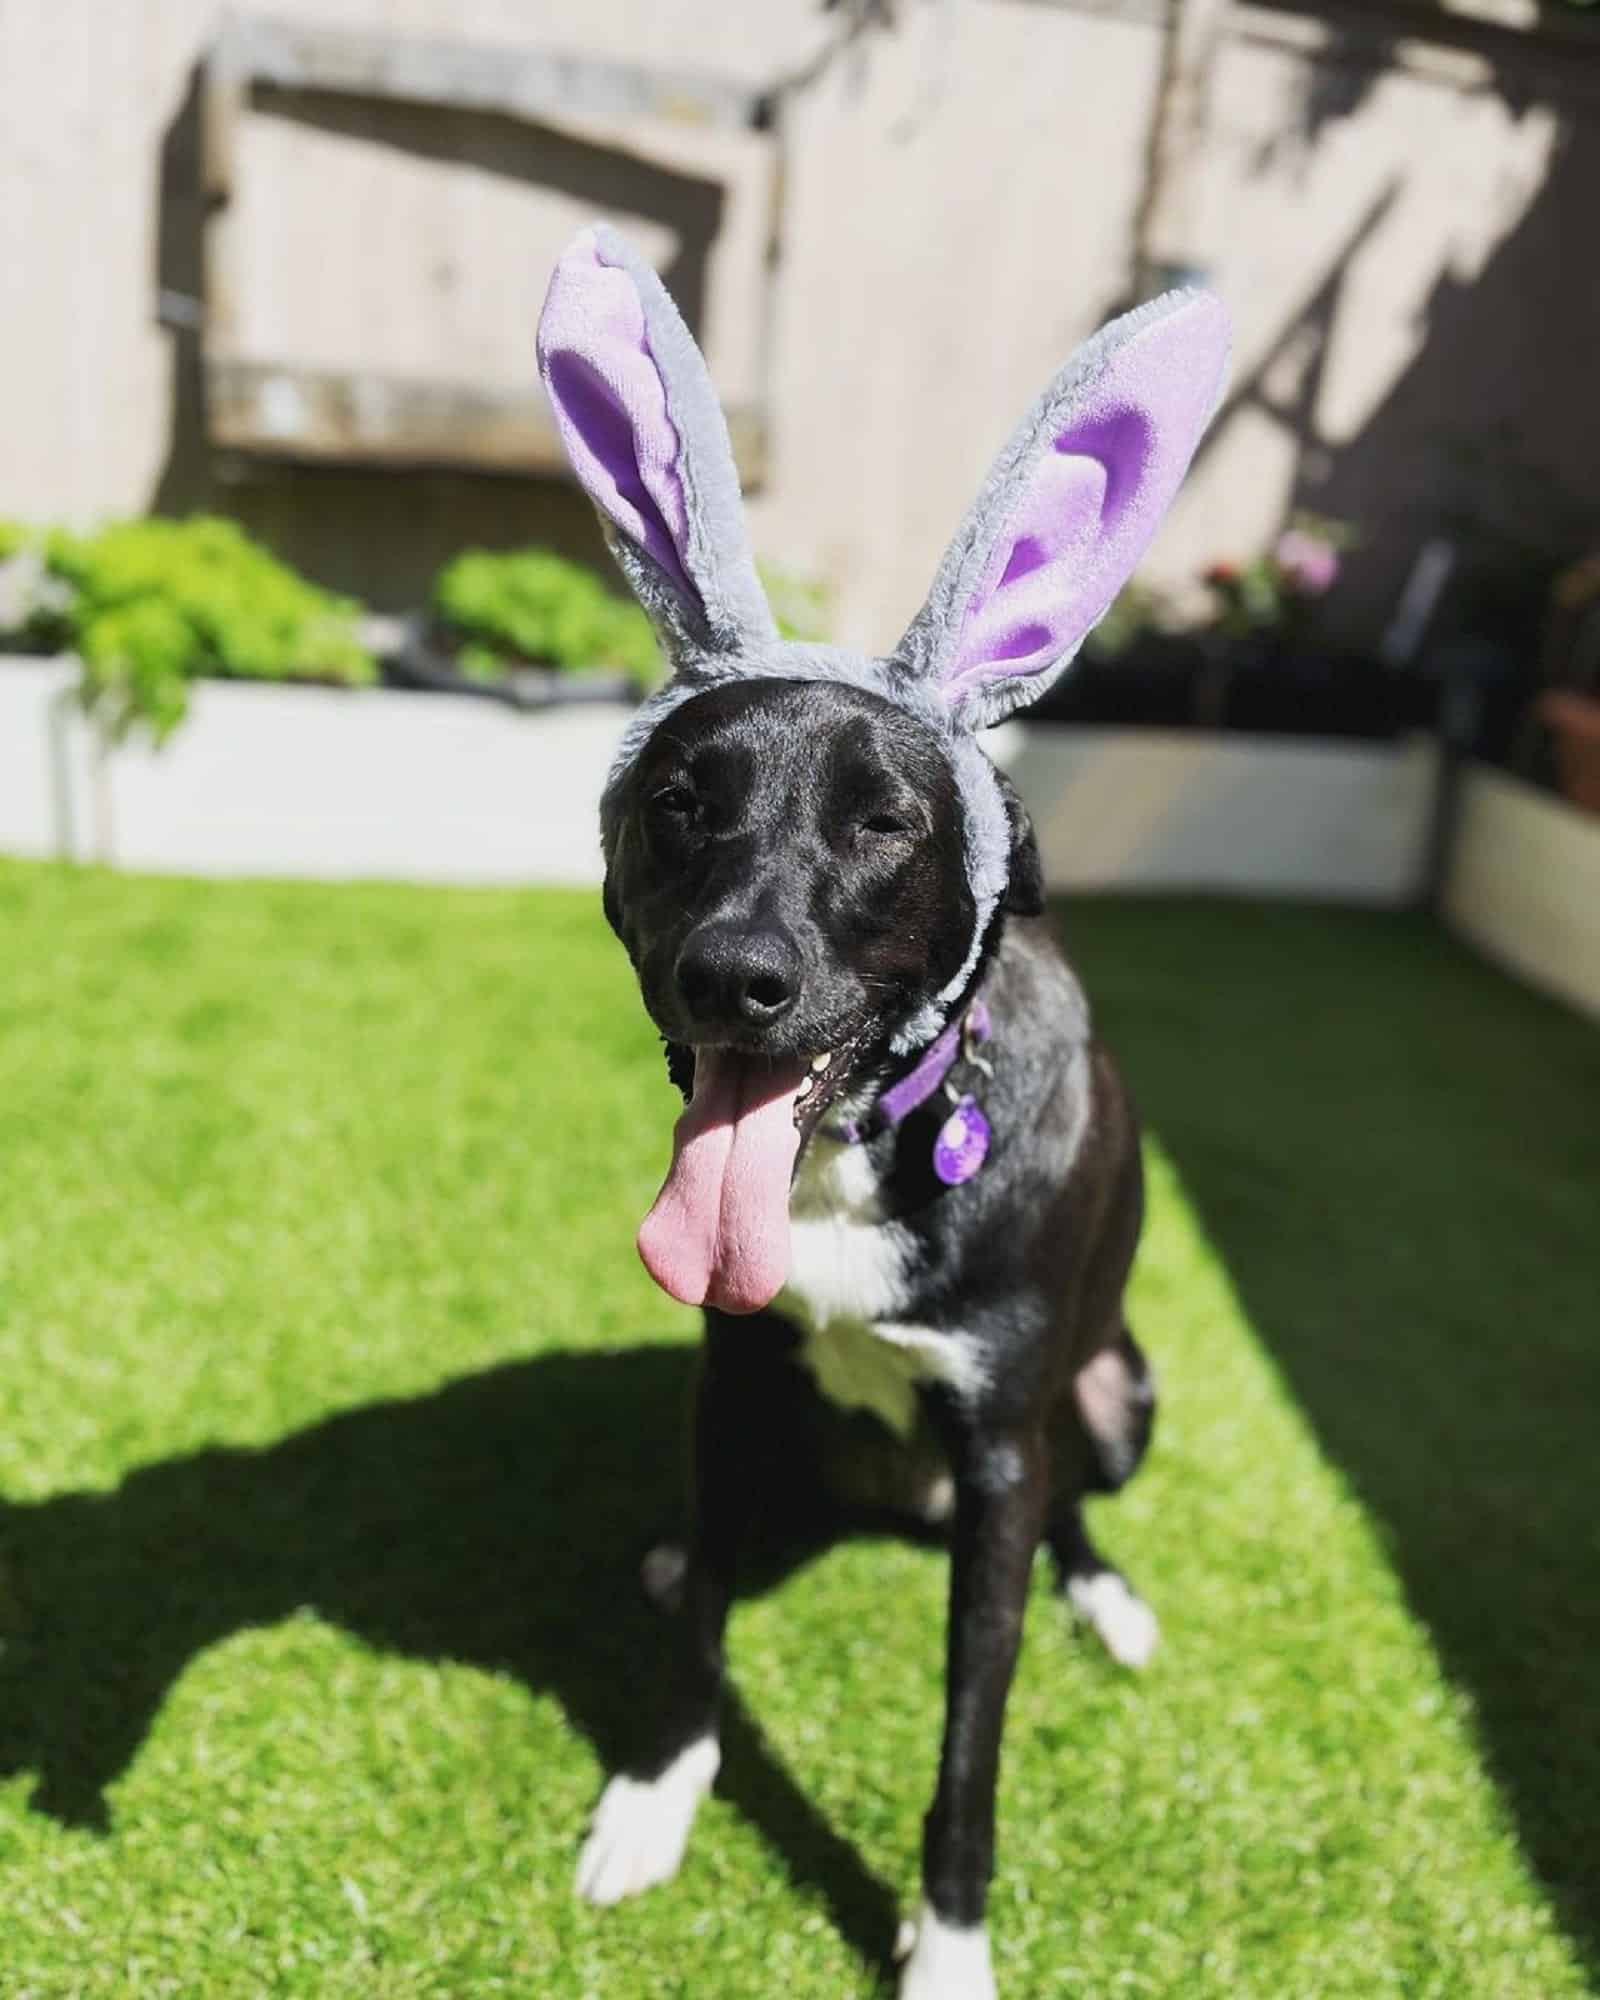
1061,898 -> 1600,1976
0,1345 -> 899,1979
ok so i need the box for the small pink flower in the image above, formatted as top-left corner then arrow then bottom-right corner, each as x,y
1274,530 -> 1339,595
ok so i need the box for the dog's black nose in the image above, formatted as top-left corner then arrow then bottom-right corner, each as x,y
676,926 -> 801,1030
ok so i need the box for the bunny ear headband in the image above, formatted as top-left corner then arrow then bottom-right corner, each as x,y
538,225 -> 1230,1037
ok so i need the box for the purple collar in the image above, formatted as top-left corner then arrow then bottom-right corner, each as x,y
836,1000 -> 993,1185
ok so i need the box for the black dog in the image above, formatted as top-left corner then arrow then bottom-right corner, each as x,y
538,226 -> 1228,1995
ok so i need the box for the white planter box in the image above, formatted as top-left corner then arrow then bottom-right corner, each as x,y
100,678 -> 631,886
0,658 -> 92,860
1444,765 -> 1600,1023
0,665 -> 634,886
992,725 -> 1438,905
1,663 -> 1442,903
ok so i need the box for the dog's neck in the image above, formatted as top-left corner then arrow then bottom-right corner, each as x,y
821,924 -> 1007,1188
832,1000 -> 990,1146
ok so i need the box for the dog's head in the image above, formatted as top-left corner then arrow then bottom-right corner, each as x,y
601,672 -> 1041,1095
538,227 -> 1229,1314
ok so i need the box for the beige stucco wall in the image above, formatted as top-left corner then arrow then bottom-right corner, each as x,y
1,0 -> 1594,642
1162,9 -> 1595,641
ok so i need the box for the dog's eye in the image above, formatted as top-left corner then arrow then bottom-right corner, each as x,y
859,812 -> 912,839
650,784 -> 698,822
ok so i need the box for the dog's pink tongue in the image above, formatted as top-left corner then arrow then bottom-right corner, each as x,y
637,1050 -> 806,1315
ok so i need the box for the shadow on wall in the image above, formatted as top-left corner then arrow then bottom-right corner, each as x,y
1062,896 -> 1600,1979
1300,111 -> 1600,654
0,1343 -> 903,1972
1213,39 -> 1600,655
148,28 -> 1600,650
150,66 -> 727,609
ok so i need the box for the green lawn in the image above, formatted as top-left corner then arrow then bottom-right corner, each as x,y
0,860 -> 1595,1998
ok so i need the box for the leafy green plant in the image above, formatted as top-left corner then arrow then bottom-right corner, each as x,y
44,516 -> 375,740
432,549 -> 833,691
759,559 -> 832,644
432,548 -> 661,689
0,521 -> 75,657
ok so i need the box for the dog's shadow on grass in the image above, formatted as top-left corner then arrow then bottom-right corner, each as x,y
0,1344 -> 901,1973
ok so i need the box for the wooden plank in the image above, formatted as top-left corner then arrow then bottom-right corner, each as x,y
205,356 -> 769,485
1132,0 -> 1231,289
1022,0 -> 1600,57
199,60 -> 246,206
1007,0 -> 1170,34
1234,0 -> 1600,100
197,17 -> 773,480
211,14 -> 767,137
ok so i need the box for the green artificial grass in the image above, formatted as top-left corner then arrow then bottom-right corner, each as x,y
0,861 -> 1595,1998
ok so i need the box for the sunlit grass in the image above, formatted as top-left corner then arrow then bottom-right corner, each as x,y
0,862 -> 1591,1996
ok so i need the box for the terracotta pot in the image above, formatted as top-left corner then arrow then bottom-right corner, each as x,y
1538,689 -> 1600,816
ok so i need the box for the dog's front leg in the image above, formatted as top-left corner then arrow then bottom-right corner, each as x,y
899,1421 -> 1050,2000
574,1329 -> 762,1905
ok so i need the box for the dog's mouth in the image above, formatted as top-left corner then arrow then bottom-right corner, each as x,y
790,1029 -> 871,1146
636,1032 -> 870,1317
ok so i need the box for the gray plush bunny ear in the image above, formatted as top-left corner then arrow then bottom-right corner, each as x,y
893,289 -> 1231,732
537,225 -> 776,663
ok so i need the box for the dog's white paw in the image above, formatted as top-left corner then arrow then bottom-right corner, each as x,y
1067,1569 -> 1160,1669
573,1735 -> 719,1906
640,1541 -> 687,1611
895,1903 -> 997,2000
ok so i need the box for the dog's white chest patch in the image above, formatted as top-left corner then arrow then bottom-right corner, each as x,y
778,1134 -> 983,1438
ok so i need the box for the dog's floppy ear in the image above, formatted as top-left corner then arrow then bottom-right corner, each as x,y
891,291 -> 1231,733
537,225 -> 777,664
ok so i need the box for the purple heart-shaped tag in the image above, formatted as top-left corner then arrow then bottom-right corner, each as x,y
933,1095 -> 991,1186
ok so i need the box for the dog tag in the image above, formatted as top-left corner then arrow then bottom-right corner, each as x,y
933,1095 -> 990,1186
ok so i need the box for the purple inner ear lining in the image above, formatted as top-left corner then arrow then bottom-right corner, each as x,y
544,350 -> 693,598
1053,406 -> 1150,527
989,620 -> 1056,663
1053,403 -> 1149,459
998,534 -> 1049,588
945,379 -> 1193,703
910,288 -> 1229,724
943,454 -> 1108,696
